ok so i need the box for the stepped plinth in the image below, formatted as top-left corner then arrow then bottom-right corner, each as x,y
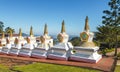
69,16 -> 102,63
47,21 -> 73,60
31,24 -> 53,58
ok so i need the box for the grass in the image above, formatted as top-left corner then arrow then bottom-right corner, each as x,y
13,62 -> 100,72
0,64 -> 13,72
115,65 -> 120,72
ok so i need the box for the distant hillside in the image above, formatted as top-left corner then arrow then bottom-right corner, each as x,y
22,33 -> 29,37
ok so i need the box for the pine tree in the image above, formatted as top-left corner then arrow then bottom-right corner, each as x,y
96,0 -> 120,56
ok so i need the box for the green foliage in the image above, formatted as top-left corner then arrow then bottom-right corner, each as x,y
115,65 -> 120,72
96,0 -> 120,49
5,27 -> 15,33
13,63 -> 100,72
0,64 -> 13,72
100,48 -> 115,55
0,21 -> 4,33
117,52 -> 120,59
70,37 -> 81,46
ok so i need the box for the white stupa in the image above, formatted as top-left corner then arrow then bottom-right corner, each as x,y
9,38 -> 22,55
1,38 -> 12,54
0,32 -> 6,52
8,31 -> 15,45
9,29 -> 26,55
18,27 -> 35,57
69,16 -> 102,63
47,20 -> 73,60
1,32 -> 6,46
28,26 -> 37,47
31,24 -> 53,58
17,28 -> 27,45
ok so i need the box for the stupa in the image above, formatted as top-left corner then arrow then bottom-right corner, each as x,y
69,16 -> 102,63
1,38 -> 12,54
0,41 -> 2,52
8,31 -> 15,44
17,28 -> 27,45
28,26 -> 37,47
1,32 -> 6,46
9,38 -> 22,55
18,27 -> 35,57
31,24 -> 53,58
47,21 -> 73,60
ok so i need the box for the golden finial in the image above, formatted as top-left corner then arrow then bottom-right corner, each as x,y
44,24 -> 48,35
2,32 -> 5,39
19,28 -> 22,37
84,16 -> 90,32
30,26 -> 33,36
61,20 -> 65,33
9,30 -> 13,37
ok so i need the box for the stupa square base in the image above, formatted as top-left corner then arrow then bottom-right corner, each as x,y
70,46 -> 102,63
69,55 -> 102,63
8,53 -> 18,56
19,48 -> 32,57
1,48 -> 10,54
31,54 -> 46,59
9,48 -> 20,55
18,53 -> 30,57
47,54 -> 68,60
31,48 -> 47,59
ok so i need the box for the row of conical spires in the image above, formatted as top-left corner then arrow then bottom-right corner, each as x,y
1,16 -> 90,38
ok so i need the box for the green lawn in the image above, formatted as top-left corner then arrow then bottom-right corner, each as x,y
0,64 -> 13,72
115,65 -> 120,72
13,63 -> 100,72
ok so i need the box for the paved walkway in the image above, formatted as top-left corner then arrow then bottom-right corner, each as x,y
0,54 -> 114,72
106,48 -> 120,65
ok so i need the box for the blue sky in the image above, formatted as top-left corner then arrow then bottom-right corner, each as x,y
0,0 -> 109,35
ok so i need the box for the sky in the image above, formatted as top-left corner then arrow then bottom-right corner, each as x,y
0,0 -> 109,36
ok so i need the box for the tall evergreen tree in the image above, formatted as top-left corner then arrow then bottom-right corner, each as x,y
96,0 -> 120,56
0,21 -> 4,33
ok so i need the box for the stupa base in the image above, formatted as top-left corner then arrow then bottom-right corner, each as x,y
69,46 -> 102,63
69,54 -> 102,63
1,47 -> 10,54
47,54 -> 68,60
19,48 -> 32,57
31,48 -> 47,59
9,48 -> 20,55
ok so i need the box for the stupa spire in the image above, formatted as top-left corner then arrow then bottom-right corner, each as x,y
84,16 -> 90,32
19,28 -> 22,37
9,30 -> 13,37
61,20 -> 65,33
30,26 -> 33,36
2,32 -> 5,39
44,24 -> 48,35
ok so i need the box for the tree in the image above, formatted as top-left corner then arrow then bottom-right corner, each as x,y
70,37 -> 81,46
96,0 -> 120,56
0,21 -> 4,33
5,27 -> 15,33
